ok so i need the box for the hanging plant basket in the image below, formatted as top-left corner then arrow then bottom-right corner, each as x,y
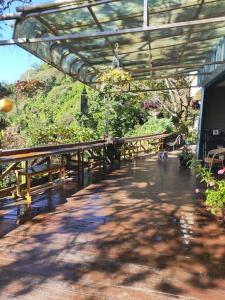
98,68 -> 132,90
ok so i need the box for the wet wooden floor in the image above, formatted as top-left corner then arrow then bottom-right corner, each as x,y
0,153 -> 225,299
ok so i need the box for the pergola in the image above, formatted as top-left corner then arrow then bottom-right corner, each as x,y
1,0 -> 225,89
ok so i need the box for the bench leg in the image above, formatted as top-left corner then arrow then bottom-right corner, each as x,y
49,171 -> 53,187
59,169 -> 63,188
16,171 -> 21,197
26,175 -> 32,205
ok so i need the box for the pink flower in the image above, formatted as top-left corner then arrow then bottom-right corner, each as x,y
218,168 -> 225,175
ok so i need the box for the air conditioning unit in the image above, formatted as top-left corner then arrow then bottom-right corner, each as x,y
212,129 -> 220,135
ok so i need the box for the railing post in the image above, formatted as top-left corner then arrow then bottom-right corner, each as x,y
77,150 -> 81,185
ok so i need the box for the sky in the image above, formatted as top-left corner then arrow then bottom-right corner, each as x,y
0,0 -> 53,83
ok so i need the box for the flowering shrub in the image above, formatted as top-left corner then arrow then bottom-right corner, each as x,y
190,100 -> 200,110
15,80 -> 45,97
143,100 -> 159,110
218,167 -> 225,175
205,180 -> 225,215
190,160 -> 225,219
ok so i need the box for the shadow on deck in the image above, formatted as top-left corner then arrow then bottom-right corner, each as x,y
0,153 -> 225,299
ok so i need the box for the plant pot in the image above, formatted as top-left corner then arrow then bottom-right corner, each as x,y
179,157 -> 190,167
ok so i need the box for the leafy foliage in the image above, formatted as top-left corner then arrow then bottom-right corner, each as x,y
2,64 -> 149,147
0,83 -> 10,98
126,117 -> 173,137
77,89 -> 148,138
205,181 -> 225,215
1,63 -> 198,149
133,77 -> 199,135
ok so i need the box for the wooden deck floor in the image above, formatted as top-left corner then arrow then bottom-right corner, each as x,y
0,153 -> 225,299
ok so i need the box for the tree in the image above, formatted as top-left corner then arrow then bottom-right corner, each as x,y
133,77 -> 199,135
77,68 -> 148,138
77,89 -> 147,138
0,1 -> 31,14
0,83 -> 10,98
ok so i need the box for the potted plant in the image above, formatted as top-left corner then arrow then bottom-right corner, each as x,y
190,160 -> 225,222
205,180 -> 225,221
178,146 -> 193,167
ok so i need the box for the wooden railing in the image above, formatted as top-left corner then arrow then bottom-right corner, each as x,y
0,133 -> 174,199
119,133 -> 173,159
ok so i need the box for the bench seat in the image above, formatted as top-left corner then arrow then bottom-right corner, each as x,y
16,164 -> 65,204
17,164 -> 64,176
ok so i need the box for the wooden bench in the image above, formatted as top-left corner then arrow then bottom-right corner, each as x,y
15,164 -> 65,203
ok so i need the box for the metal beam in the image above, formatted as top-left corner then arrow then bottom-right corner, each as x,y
107,85 -> 201,94
16,0 -> 217,19
3,15 -> 225,46
122,60 -> 225,72
16,0 -> 117,12
93,70 -> 210,82
131,70 -> 208,79
0,13 -> 21,20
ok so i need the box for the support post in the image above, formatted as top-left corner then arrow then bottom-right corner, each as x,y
196,87 -> 205,159
77,150 -> 81,185
143,0 -> 149,27
104,95 -> 109,138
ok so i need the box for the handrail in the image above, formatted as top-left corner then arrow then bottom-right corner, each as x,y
0,133 -> 174,157
121,132 -> 173,142
0,139 -> 107,156
0,132 -> 174,199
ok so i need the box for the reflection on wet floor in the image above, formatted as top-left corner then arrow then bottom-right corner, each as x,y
0,189 -> 67,227
180,211 -> 195,245
0,164 -> 119,233
0,154 -> 225,299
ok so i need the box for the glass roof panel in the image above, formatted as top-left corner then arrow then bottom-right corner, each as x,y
149,6 -> 199,25
92,0 -> 143,22
42,7 -> 94,29
199,0 -> 225,19
11,0 -> 225,85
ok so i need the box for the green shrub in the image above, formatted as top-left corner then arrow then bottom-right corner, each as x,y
126,117 -> 174,137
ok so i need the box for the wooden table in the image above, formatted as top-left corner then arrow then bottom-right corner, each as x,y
0,141 -> 108,201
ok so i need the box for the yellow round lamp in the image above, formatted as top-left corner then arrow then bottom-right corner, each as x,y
0,98 -> 14,113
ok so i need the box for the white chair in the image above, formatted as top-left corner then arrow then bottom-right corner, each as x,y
167,135 -> 181,151
204,148 -> 225,171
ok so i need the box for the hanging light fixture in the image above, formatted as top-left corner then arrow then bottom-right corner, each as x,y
80,86 -> 88,115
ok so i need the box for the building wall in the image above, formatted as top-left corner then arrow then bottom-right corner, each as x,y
202,87 -> 225,131
199,86 -> 225,158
